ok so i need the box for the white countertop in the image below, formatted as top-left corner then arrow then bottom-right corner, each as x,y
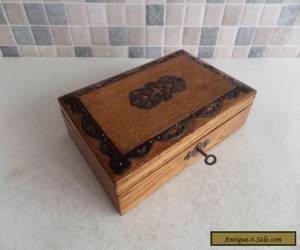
0,57 -> 299,250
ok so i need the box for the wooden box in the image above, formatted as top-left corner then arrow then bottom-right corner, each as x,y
58,50 -> 256,215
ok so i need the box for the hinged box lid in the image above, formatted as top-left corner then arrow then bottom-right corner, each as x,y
59,50 -> 255,193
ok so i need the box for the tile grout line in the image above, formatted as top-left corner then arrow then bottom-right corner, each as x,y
213,1 -> 226,58
0,2 -> 299,6
248,0 -> 267,57
231,2 -> 250,58
23,4 -> 40,57
196,1 -> 207,58
251,4 -> 266,48
234,1 -> 247,58
62,0 -> 75,57
1,23 -> 300,28
179,0 -> 187,51
103,2 -> 110,55
67,2 -> 93,55
105,2 -> 118,57
256,1 -> 274,53
268,4 -> 282,55
261,2 -> 284,56
215,8 -> 237,58
162,0 -> 166,55
85,8 -> 92,51
125,3 -> 129,58
42,2 -> 56,56
0,44 -> 299,47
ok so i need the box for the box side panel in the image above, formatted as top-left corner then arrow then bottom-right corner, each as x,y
118,105 -> 252,215
60,104 -> 120,212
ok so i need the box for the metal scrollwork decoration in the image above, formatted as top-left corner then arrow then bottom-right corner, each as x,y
199,98 -> 224,117
63,73 -> 242,174
157,124 -> 186,141
129,75 -> 186,109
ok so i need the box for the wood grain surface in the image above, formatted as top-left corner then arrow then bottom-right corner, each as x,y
79,54 -> 235,154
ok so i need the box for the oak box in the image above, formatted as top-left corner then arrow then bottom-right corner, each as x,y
58,50 -> 256,215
